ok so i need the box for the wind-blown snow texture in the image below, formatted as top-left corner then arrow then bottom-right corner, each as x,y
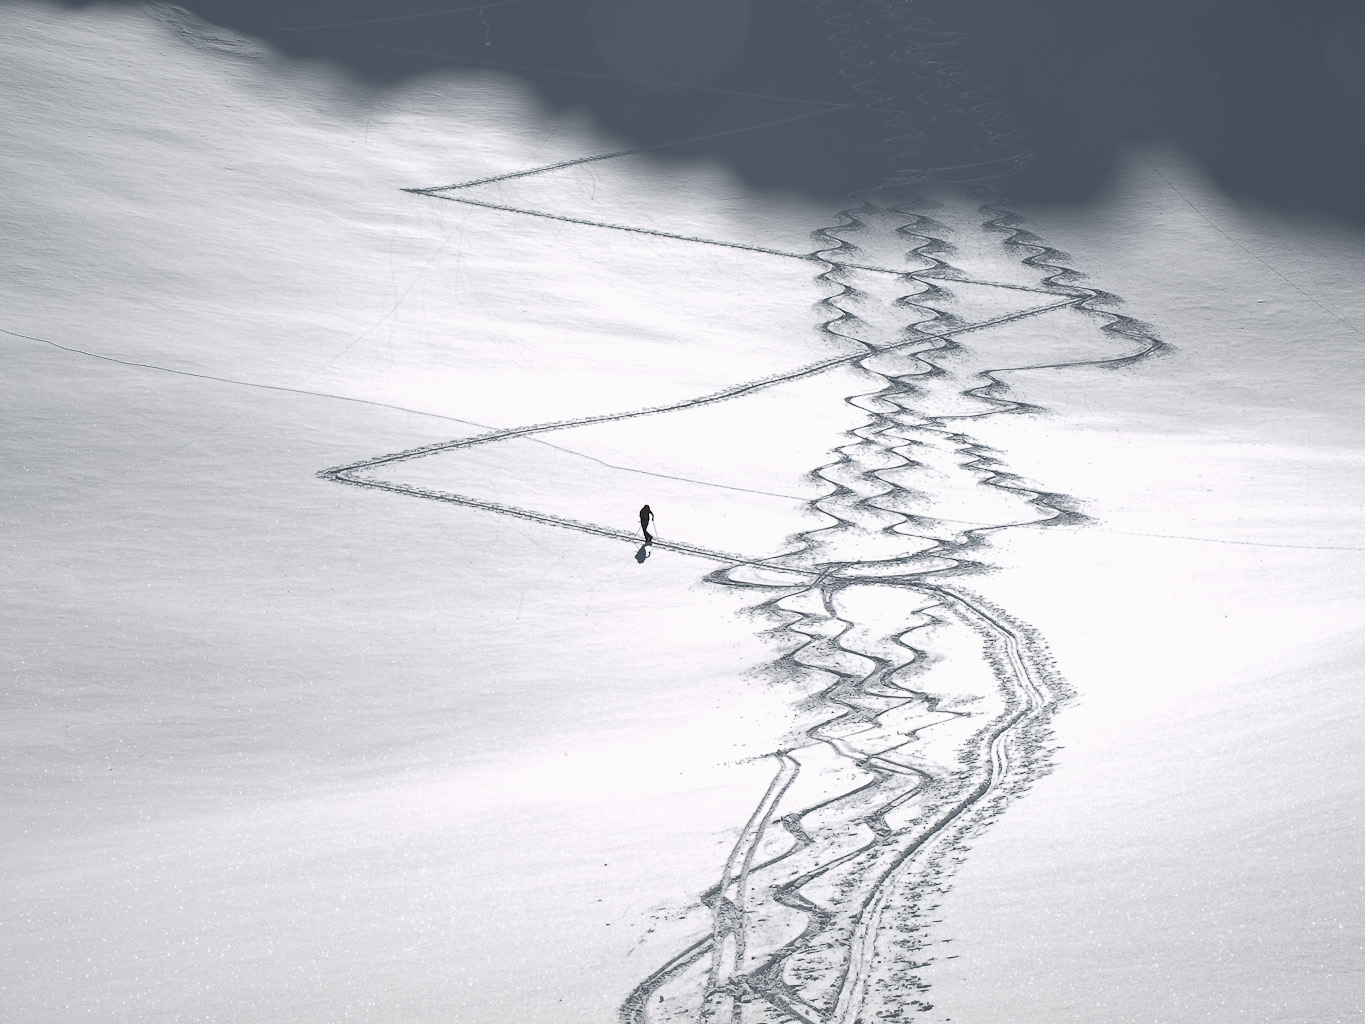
4,2 -> 1364,1023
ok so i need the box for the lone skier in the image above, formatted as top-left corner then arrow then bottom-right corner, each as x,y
639,504 -> 654,545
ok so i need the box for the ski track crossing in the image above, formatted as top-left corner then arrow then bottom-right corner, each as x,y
282,4 -> 1165,1019
309,6 -> 1164,1021
318,101 -> 1160,1024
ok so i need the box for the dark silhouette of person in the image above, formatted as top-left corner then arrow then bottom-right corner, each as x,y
639,504 -> 654,545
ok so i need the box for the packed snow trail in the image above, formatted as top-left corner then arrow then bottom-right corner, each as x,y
320,186 -> 1159,1021
602,192 -> 1157,1022
315,5 -> 1162,1017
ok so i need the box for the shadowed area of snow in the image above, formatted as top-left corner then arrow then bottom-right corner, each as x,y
46,0 -> 1365,223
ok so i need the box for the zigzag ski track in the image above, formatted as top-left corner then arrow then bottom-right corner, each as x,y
319,184 -> 1158,1021
599,190 -> 1160,1023
314,16 -> 1162,1015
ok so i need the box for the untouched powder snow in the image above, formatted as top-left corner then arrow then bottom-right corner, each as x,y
4,3 -> 1363,1023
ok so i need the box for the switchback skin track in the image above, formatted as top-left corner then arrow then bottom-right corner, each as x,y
315,6 -> 1163,1019
318,192 -> 1159,1024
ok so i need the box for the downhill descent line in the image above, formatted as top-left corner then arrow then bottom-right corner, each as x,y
317,7 -> 1166,1017
310,24 -> 1162,1014
318,193 -> 1157,1023
829,584 -> 1044,1024
607,189 -> 1161,1023
709,755 -> 803,994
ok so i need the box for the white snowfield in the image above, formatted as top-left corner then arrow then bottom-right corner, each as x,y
3,3 -> 1363,1023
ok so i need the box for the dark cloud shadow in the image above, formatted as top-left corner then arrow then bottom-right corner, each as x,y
52,0 -> 1365,222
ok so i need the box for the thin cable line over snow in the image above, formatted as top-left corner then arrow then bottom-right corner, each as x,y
0,326 -> 486,427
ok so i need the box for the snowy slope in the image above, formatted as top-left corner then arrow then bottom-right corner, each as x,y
4,3 -> 1363,1023
1,5 -> 838,1020
916,153 -> 1365,1024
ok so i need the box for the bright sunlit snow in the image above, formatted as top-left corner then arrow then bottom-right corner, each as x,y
3,3 -> 1363,1022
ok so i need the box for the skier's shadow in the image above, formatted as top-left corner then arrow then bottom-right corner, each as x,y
635,543 -> 651,563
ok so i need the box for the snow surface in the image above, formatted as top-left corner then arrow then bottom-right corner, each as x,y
3,3 -> 1363,1023
915,153 -> 1365,1024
